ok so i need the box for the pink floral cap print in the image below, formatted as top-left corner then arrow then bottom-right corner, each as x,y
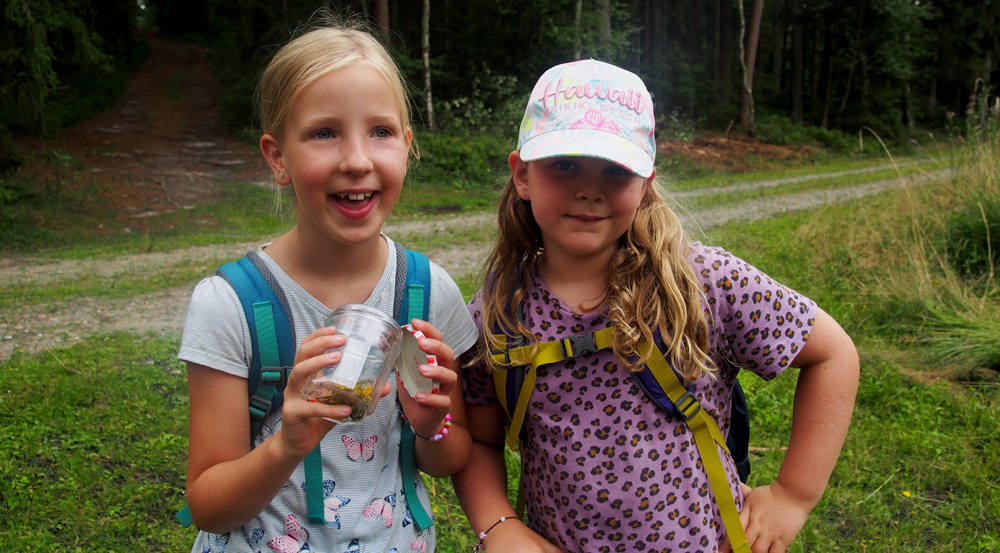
518,59 -> 656,178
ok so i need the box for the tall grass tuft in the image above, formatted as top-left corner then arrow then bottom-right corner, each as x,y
881,90 -> 1000,375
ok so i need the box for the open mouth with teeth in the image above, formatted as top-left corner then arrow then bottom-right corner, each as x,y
332,191 -> 376,209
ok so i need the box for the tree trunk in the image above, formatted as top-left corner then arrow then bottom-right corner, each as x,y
422,0 -> 434,129
811,21 -> 821,97
643,0 -> 652,71
821,34 -> 834,128
720,0 -> 734,103
574,0 -> 583,60
982,50 -> 992,127
690,1 -> 700,115
861,53 -> 870,114
772,0 -> 784,93
650,0 -> 664,104
928,46 -> 938,110
375,0 -> 389,43
739,0 -> 765,134
791,0 -> 804,124
837,1 -> 864,120
711,0 -> 722,83
598,0 -> 611,59
904,30 -> 913,130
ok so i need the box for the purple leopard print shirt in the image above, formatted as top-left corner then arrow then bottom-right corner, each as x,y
463,244 -> 817,553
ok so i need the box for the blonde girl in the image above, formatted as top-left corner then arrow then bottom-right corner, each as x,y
179,22 -> 477,553
453,59 -> 859,553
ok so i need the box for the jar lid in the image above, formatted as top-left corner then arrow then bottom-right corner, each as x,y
396,325 -> 440,398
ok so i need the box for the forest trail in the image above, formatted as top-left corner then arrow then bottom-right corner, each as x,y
16,37 -> 265,218
0,37 -> 945,359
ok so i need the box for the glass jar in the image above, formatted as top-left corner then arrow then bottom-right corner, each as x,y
302,304 -> 403,423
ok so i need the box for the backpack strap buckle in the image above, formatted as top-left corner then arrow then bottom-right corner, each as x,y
491,347 -> 511,365
248,393 -> 272,421
260,366 -> 293,385
250,367 -> 292,421
560,332 -> 597,359
672,390 -> 701,421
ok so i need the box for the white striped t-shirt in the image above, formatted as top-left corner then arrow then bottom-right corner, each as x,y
179,236 -> 477,553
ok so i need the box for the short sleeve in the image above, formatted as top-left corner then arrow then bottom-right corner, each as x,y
461,290 -> 499,406
428,262 -> 478,359
178,276 -> 253,378
689,244 -> 817,381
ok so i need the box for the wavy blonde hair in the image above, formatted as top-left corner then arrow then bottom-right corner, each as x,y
474,172 -> 715,383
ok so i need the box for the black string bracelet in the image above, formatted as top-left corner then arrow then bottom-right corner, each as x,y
472,516 -> 508,551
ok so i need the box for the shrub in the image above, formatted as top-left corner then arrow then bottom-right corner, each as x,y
755,114 -> 857,152
944,194 -> 1000,278
410,131 -> 511,191
434,65 -> 524,141
0,123 -> 23,176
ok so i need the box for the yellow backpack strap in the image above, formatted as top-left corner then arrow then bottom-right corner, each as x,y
490,328 -> 616,519
640,341 -> 750,553
493,328 -> 615,451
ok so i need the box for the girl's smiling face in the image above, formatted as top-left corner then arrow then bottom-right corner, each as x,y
510,152 -> 652,263
261,63 -> 411,249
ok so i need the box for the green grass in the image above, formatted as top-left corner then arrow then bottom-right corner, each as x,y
665,151 -> 952,192
1,258 -> 224,310
739,354 -> 1000,551
705,190 -> 1000,550
1,174 -> 290,257
0,333 -> 197,551
5,128 -> 998,550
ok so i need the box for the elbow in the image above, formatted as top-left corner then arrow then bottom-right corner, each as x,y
185,487 -> 242,535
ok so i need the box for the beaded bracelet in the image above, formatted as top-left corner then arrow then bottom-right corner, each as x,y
401,413 -> 452,442
473,516 -> 508,551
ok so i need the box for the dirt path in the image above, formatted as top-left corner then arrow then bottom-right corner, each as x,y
16,36 -> 265,220
0,37 -> 945,359
1,169 -> 943,359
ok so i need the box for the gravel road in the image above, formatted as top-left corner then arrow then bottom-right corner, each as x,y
0,168 -> 945,360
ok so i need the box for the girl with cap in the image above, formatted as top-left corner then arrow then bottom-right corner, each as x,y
453,59 -> 859,553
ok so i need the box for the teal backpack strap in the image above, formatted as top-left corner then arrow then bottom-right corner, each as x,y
176,253 -> 324,527
393,242 -> 435,532
228,255 -> 324,525
227,256 -> 294,440
402,248 -> 431,323
175,504 -> 194,527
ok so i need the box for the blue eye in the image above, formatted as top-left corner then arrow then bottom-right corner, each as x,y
607,165 -> 630,176
315,129 -> 332,139
554,160 -> 575,171
373,128 -> 391,138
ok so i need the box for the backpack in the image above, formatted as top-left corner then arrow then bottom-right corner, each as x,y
489,292 -> 752,553
176,242 -> 435,532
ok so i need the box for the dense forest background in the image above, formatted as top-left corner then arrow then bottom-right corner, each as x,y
2,0 -> 998,172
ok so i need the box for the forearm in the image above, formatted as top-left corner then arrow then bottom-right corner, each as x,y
414,422 -> 472,477
452,441 -> 518,533
776,324 -> 859,510
186,431 -> 303,533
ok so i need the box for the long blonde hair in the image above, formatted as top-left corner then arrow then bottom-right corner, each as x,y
475,172 -> 715,383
